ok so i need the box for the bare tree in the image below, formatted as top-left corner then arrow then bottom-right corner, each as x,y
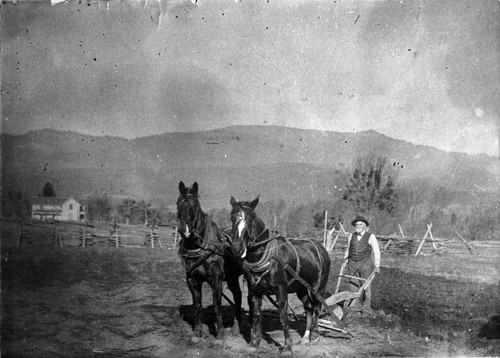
1,190 -> 31,221
396,177 -> 434,224
117,198 -> 137,225
342,155 -> 398,218
86,191 -> 112,222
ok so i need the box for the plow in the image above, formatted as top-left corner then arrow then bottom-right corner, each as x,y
222,258 -> 377,339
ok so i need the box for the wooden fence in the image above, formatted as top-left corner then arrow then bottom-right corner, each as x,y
1,219 -> 498,259
0,219 -> 177,249
323,221 -> 494,258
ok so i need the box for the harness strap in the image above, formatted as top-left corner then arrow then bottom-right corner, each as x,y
272,254 -> 344,329
185,250 -> 214,276
242,264 -> 270,286
307,239 -> 324,292
249,228 -> 271,248
284,238 -> 301,287
180,215 -> 229,277
244,239 -> 277,272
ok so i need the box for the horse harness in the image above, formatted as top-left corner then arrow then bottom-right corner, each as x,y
243,235 -> 326,292
179,214 -> 232,277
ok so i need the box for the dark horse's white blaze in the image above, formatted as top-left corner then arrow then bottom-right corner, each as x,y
236,211 -> 247,258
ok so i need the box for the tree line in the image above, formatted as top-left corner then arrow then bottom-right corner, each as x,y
1,182 -> 176,227
2,155 -> 498,240
210,155 -> 499,241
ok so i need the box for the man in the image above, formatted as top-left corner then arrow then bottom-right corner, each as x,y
344,215 -> 381,315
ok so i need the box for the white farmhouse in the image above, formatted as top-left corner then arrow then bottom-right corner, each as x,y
31,197 -> 85,222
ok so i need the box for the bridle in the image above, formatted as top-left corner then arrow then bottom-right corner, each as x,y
232,205 -> 277,286
177,195 -> 206,241
233,206 -> 271,249
177,195 -> 234,277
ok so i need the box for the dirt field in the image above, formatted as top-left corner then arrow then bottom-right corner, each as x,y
2,242 -> 499,357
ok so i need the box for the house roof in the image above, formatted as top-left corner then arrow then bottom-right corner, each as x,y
31,197 -> 80,206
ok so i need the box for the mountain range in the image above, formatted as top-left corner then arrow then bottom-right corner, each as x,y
2,125 -> 498,209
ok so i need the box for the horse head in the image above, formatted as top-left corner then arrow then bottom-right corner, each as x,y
177,181 -> 205,240
229,195 -> 263,258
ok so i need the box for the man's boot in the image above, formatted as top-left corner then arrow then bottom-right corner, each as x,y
361,290 -> 376,317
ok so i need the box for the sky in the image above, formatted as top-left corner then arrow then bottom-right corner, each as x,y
2,0 -> 499,156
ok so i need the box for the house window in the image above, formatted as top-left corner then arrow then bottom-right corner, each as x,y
69,204 -> 73,210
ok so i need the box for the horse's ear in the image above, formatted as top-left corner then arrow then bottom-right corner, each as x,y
250,196 -> 260,209
230,196 -> 237,207
179,181 -> 186,194
191,182 -> 199,195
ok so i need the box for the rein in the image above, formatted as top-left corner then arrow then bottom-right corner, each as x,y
235,209 -> 271,249
179,211 -> 231,276
248,228 -> 272,248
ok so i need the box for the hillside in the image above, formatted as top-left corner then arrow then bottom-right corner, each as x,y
2,125 -> 498,209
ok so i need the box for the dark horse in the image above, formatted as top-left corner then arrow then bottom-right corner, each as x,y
229,196 -> 331,355
177,181 -> 242,338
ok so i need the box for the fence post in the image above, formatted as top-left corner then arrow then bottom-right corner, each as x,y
58,228 -> 64,247
115,229 -> 119,248
427,224 -> 437,250
328,230 -> 340,252
415,224 -> 431,256
335,255 -> 348,295
156,228 -> 163,249
323,211 -> 328,247
398,224 -> 405,239
455,231 -> 475,255
82,225 -> 86,247
17,222 -> 22,247
335,230 -> 350,295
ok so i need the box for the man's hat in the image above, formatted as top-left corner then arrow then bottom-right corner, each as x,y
351,215 -> 369,227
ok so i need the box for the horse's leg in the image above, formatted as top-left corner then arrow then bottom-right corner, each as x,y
226,275 -> 242,335
211,271 -> 225,338
249,294 -> 262,348
297,291 -> 313,345
309,294 -> 322,343
247,291 -> 253,327
276,284 -> 293,355
187,277 -> 203,337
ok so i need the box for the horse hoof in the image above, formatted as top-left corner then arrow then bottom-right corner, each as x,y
189,336 -> 201,345
280,346 -> 293,356
227,326 -> 240,337
213,338 -> 225,347
216,329 -> 226,339
241,345 -> 258,353
250,340 -> 260,348
310,335 -> 320,344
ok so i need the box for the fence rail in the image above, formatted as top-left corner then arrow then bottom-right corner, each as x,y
1,219 -> 177,249
1,219 -> 498,259
323,221 -> 498,258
